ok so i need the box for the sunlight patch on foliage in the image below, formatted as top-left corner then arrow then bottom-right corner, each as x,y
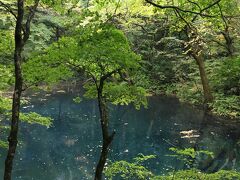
0,140 -> 8,149
73,96 -> 82,104
20,112 -> 52,128
155,170 -> 240,180
210,94 -> 240,118
84,82 -> 148,109
0,96 -> 11,114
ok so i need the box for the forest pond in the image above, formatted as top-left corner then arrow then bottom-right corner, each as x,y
0,92 -> 240,179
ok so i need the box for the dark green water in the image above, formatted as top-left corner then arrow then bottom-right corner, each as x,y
1,92 -> 240,179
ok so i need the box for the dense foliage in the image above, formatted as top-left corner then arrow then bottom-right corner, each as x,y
0,0 -> 240,179
105,151 -> 240,180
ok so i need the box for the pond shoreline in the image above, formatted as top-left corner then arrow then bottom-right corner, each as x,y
2,79 -> 239,123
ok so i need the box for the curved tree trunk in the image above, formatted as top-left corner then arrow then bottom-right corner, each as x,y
192,53 -> 213,105
4,0 -> 24,179
94,81 -> 115,180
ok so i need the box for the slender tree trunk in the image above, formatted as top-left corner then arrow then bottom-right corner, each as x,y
4,1 -> 24,179
192,53 -> 213,105
222,30 -> 234,57
94,82 -> 115,180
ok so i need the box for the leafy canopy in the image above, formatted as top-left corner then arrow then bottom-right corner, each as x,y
25,25 -> 147,108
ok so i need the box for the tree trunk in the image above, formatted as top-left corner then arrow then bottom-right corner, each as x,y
222,30 -> 234,57
4,0 -> 24,179
94,82 -> 115,180
192,53 -> 213,105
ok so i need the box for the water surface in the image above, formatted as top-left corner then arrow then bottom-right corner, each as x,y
1,92 -> 240,179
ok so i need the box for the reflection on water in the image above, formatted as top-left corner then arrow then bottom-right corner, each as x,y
0,93 -> 240,179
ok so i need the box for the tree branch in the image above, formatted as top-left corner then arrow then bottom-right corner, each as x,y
0,1 -> 17,19
217,2 -> 228,29
100,69 -> 120,83
105,0 -> 121,24
22,82 -> 38,91
117,70 -> 134,85
145,0 -> 219,18
201,0 -> 222,13
186,0 -> 201,11
191,0 -> 222,22
211,39 -> 226,47
132,23 -> 150,34
66,61 -> 99,89
23,0 -> 40,43
174,9 -> 193,30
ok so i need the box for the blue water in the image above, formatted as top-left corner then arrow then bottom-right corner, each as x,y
0,92 -> 240,179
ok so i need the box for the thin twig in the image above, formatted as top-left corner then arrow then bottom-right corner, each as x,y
145,0 -> 221,18
0,1 -> 17,19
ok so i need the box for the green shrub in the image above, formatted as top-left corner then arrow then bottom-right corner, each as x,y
154,169 -> 240,180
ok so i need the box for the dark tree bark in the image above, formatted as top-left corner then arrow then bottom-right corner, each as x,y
94,77 -> 115,180
221,29 -> 234,57
4,1 -> 24,179
4,0 -> 39,179
69,63 -> 119,180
